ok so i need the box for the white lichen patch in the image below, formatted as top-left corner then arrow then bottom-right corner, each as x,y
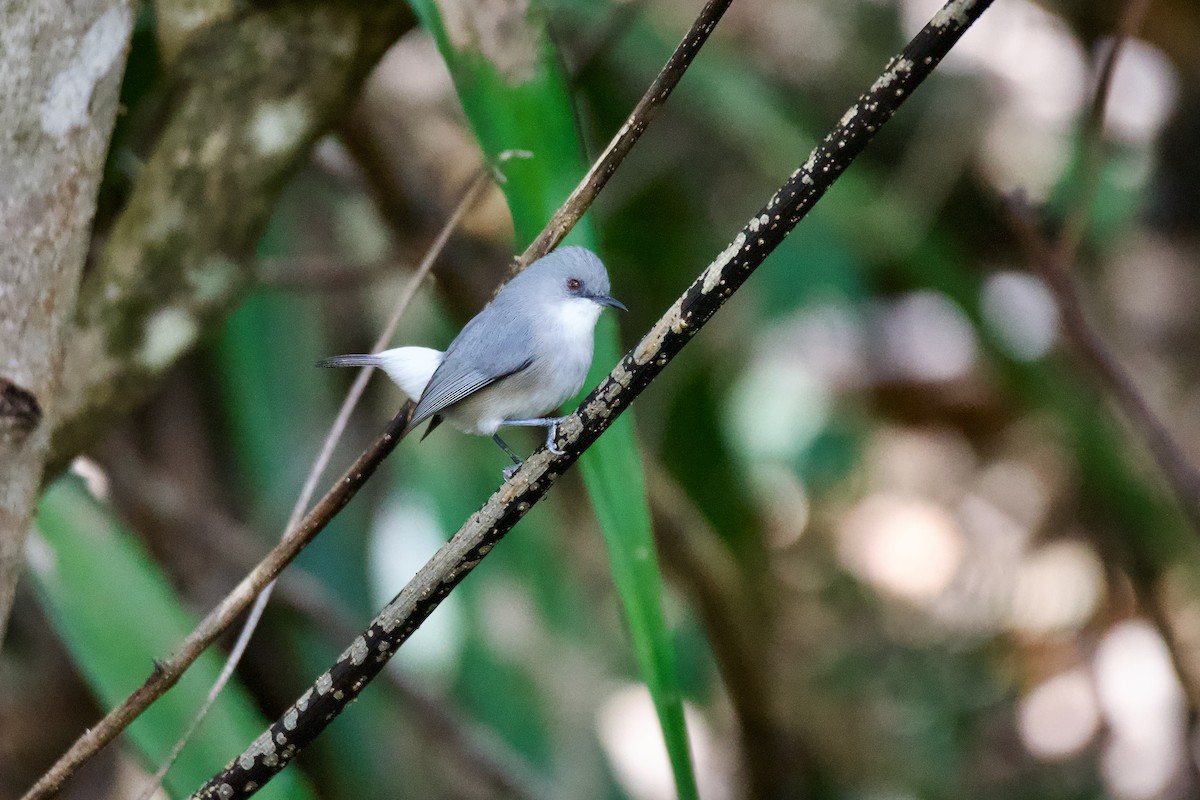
282,708 -> 299,731
932,0 -> 977,29
139,307 -> 198,371
703,233 -> 745,294
250,97 -> 311,157
872,71 -> 896,92
633,317 -> 672,366
348,635 -> 368,666
316,671 -> 333,695
838,104 -> 860,128
41,6 -> 132,139
237,731 -> 276,770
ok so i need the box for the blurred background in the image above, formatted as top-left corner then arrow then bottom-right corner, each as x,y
3,0 -> 1200,798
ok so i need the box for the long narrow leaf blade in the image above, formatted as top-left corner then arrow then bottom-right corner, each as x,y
406,2 -> 699,797
29,478 -> 316,800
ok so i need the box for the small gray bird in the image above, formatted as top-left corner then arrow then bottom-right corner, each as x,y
317,246 -> 626,478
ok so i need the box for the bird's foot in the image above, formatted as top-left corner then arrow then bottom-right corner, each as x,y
545,419 -> 565,455
503,462 -> 522,481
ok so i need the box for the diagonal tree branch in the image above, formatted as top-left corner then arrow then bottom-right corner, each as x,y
135,170 -> 495,800
20,407 -> 413,800
516,0 -> 733,267
21,2 -> 744,796
190,2 -> 996,796
1005,0 -> 1200,532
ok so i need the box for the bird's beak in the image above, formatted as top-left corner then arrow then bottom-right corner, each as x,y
593,293 -> 628,312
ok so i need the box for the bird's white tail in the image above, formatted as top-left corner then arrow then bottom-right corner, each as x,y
317,346 -> 443,401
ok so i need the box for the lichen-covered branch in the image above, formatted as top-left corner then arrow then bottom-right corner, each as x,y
191,2 -> 996,795
0,0 -> 134,643
45,3 -> 417,475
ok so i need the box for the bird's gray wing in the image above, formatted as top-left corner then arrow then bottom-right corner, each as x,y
408,305 -> 536,429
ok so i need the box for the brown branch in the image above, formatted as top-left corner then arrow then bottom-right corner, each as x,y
103,442 -> 550,800
21,0 -> 735,793
1004,0 -> 1200,723
1007,200 -> 1200,533
189,3 -> 996,796
0,0 -> 133,643
134,170 -> 494,800
20,407 -> 412,800
515,0 -> 734,268
18,0 -> 739,796
1004,0 -> 1200,533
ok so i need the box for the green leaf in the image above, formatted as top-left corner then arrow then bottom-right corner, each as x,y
407,2 -> 700,797
29,477 -> 317,800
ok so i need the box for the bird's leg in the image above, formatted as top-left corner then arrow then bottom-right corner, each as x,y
492,434 -> 524,481
502,416 -> 567,455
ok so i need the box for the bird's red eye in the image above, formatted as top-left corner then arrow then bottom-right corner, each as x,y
566,278 -> 582,291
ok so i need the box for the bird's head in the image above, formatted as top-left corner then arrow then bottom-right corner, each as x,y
522,246 -> 627,313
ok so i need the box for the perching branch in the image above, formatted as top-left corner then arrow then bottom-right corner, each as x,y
22,1 -> 738,796
190,3 -> 995,796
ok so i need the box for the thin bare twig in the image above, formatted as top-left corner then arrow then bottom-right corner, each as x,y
22,407 -> 411,800
22,0 -> 736,793
132,170 -> 493,800
1005,0 -> 1200,723
1058,0 -> 1152,258
106,441 -> 550,799
190,4 -> 996,796
516,0 -> 734,268
1004,0 -> 1200,533
1007,203 -> 1200,533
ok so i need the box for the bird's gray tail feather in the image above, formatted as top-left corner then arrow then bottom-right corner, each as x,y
315,354 -> 380,369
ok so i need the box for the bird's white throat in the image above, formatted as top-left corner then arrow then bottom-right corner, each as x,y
555,296 -> 604,342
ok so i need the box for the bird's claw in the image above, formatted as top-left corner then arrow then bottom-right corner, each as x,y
545,421 -> 565,455
503,463 -> 521,481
